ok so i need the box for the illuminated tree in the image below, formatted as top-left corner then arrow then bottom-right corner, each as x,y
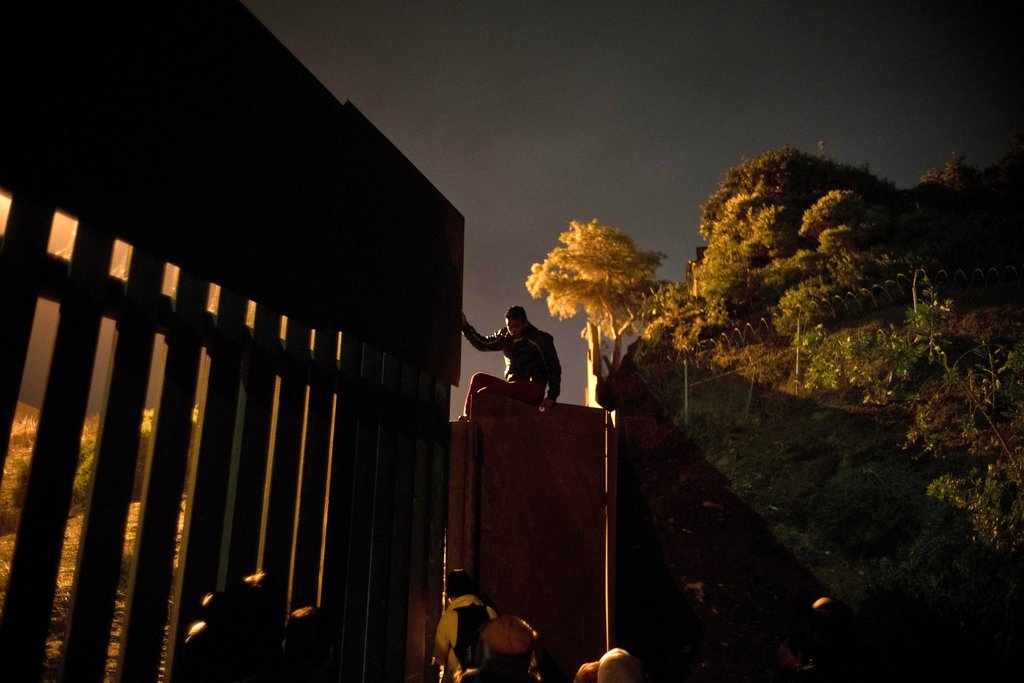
526,219 -> 663,371
698,147 -> 898,318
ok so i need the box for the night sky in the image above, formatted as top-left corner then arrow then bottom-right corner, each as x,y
240,1 -> 1023,416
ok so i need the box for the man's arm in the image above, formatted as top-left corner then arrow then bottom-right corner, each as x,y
462,316 -> 506,352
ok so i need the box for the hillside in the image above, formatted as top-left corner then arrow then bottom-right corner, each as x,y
612,284 -> 1024,681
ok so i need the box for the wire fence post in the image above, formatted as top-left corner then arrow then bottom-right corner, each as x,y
683,357 -> 689,426
794,311 -> 801,396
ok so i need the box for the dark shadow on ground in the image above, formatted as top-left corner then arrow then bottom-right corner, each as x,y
607,352 -> 1024,681
609,366 -> 841,682
614,443 -> 701,681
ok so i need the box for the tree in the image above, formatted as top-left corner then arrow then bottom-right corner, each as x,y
526,219 -> 663,372
697,147 -> 900,319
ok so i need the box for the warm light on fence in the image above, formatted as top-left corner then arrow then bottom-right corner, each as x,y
110,240 -> 133,281
161,264 -> 180,297
0,189 -> 11,237
206,283 -> 221,314
47,210 -> 78,259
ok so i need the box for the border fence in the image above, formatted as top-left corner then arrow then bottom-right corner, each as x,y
1,4 -> 464,680
0,196 -> 451,681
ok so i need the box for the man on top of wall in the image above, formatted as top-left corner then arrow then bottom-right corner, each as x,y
460,305 -> 561,419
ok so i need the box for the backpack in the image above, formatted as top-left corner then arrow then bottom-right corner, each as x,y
453,603 -> 491,670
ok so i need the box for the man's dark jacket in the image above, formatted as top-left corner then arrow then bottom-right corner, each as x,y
462,322 -> 561,401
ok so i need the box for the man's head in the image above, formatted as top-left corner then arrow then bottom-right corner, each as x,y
505,305 -> 528,339
596,648 -> 645,682
446,569 -> 477,600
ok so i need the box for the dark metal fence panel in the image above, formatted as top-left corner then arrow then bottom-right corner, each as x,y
0,222 -> 112,681
165,287 -> 249,679
404,436 -> 434,682
318,333 -> 361,631
289,329 -> 338,610
0,194 -> 452,681
425,436 -> 450,679
60,249 -> 163,681
339,344 -> 384,681
262,318 -> 311,591
118,269 -> 209,682
221,304 -> 280,585
384,361 -> 421,680
0,199 -> 52,471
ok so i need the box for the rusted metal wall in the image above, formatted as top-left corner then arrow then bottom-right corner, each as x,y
449,394 -> 616,680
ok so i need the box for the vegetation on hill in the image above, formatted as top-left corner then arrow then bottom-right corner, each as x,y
628,137 -> 1024,675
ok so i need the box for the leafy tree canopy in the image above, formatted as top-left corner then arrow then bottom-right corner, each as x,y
526,218 -> 663,370
676,139 -> 1024,339
697,147 -> 901,320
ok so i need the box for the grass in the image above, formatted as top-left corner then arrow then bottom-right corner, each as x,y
1,407 -> 141,682
634,285 -> 1024,676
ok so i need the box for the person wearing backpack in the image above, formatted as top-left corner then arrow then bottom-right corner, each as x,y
435,569 -> 499,682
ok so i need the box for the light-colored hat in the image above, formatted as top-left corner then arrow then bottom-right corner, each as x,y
597,648 -> 645,683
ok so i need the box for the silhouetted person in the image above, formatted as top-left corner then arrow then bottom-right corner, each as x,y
435,569 -> 500,682
179,570 -> 286,682
776,596 -> 862,682
574,648 -> 647,683
260,605 -> 334,682
461,306 -> 561,418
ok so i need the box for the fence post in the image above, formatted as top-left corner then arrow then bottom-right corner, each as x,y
794,313 -> 801,395
683,357 -> 689,426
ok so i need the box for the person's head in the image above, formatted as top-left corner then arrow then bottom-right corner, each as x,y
283,605 -> 332,667
446,569 -> 477,600
779,596 -> 856,673
505,306 -> 528,339
596,648 -> 646,682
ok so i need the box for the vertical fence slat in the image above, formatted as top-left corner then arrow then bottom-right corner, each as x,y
0,222 -> 113,682
424,378 -> 450,680
165,287 -> 248,679
339,343 -> 383,682
118,269 -> 208,682
220,304 -> 281,585
385,360 -> 420,680
375,358 -> 409,680
60,249 -> 163,682
425,440 -> 448,679
318,333 -> 361,639
0,198 -> 53,481
364,424 -> 397,682
290,329 -> 338,609
404,436 -> 432,683
262,319 -> 311,596
385,430 -> 416,680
